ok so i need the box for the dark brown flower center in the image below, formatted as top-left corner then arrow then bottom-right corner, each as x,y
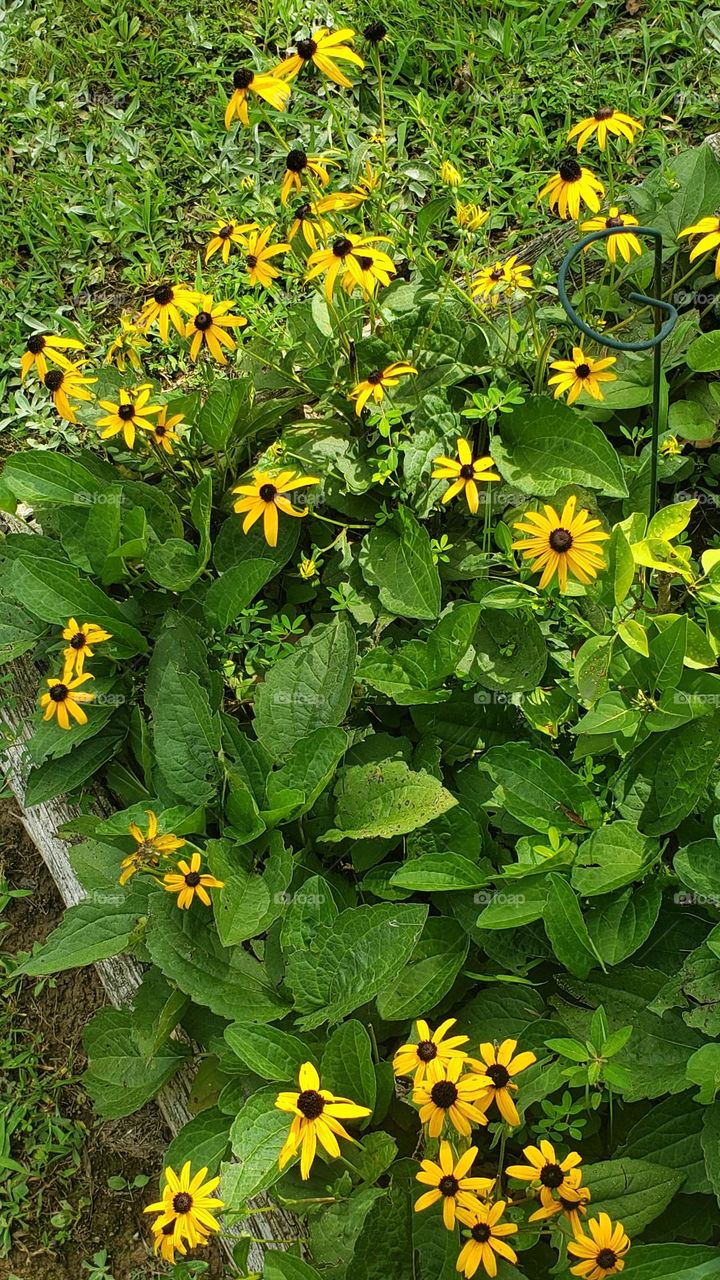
486,1063 -> 510,1089
416,1040 -> 437,1063
286,148 -> 308,173
540,1162 -> 565,1189
333,237 -> 353,258
364,20 -> 387,42
430,1080 -> 458,1109
605,215 -> 624,228
219,223 -> 234,238
297,1088 -> 324,1119
118,403 -> 135,420
184,871 -> 201,886
559,157 -> 582,183
594,107 -> 614,121
69,632 -> 86,650
49,684 -> 69,703
575,362 -> 591,378
471,1223 -> 491,1243
367,369 -> 383,385
597,1249 -> 617,1270
259,483 -> 277,502
27,334 -> 46,354
233,67 -> 254,89
247,254 -> 258,268
438,1174 -> 459,1197
44,369 -> 64,392
156,425 -> 167,437
490,267 -> 504,281
460,463 -> 475,479
172,1192 -> 193,1214
193,311 -> 213,331
296,38 -> 317,60
560,1194 -> 583,1211
153,284 -> 174,305
161,1220 -> 176,1236
356,255 -> 374,271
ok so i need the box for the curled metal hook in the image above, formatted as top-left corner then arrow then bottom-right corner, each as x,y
556,225 -> 679,517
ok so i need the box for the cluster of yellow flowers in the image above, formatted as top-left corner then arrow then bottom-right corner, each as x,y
118,809 -> 224,909
39,618 -> 110,731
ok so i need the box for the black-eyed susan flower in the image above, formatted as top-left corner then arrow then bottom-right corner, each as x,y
276,1062 -> 371,1180
456,1200 -> 519,1278
288,203 -> 334,251
40,670 -> 94,731
105,316 -> 149,374
529,1167 -> 591,1235
139,284 -> 200,341
440,160 -> 462,188
120,809 -> 186,887
143,405 -> 184,455
349,361 -> 417,415
96,385 -> 162,449
364,20 -> 387,43
413,1058 -> 490,1139
567,108 -> 643,152
305,232 -> 395,300
512,496 -> 609,591
678,215 -> 720,278
274,29 -> 364,89
472,255 -> 533,304
20,332 -> 84,381
43,366 -> 97,423
144,1162 -> 223,1250
431,438 -> 501,513
163,851 -> 224,910
315,188 -> 367,214
61,618 -> 111,677
548,346 -> 617,404
152,1218 -> 207,1266
281,150 -> 335,206
456,202 -> 489,232
415,1142 -> 494,1230
185,295 -> 247,363
224,65 -> 291,129
582,208 -> 642,263
232,468 -> 320,547
242,226 -> 290,289
468,1040 -> 537,1127
393,1017 -> 469,1086
539,159 -> 604,220
568,1212 -> 630,1279
204,218 -> 259,264
506,1140 -> 583,1196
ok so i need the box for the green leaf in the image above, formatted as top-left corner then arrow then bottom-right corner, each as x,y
674,839 -> 720,897
24,724 -> 126,806
471,611 -> 547,692
8,557 -> 145,658
322,1020 -> 377,1114
491,395 -> 628,497
253,617 -> 357,759
197,380 -> 250,450
585,882 -> 663,966
225,1086 -> 289,1205
224,1024 -> 307,1082
0,603 -> 45,663
264,727 -> 348,822
2,451 -> 106,506
205,558 -> 275,629
17,896 -> 142,975
360,509 -> 441,620
345,1183 -> 414,1280
654,144 -> 720,241
376,916 -> 469,1020
82,1007 -> 188,1119
619,1245 -> 720,1280
572,692 -> 641,738
687,330 -> 720,373
571,822 -> 657,896
285,902 -> 427,1029
687,1043 -> 720,1103
390,853 -> 488,891
153,663 -> 220,804
322,759 -> 457,841
583,1158 -> 683,1234
163,1108 -> 231,1179
613,718 -> 720,835
619,1093 -> 710,1194
264,1254 -> 323,1280
544,875 -> 599,979
701,1102 -> 720,1205
480,743 -> 602,833
575,634 -> 614,703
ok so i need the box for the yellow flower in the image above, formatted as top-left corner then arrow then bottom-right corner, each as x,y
61,618 -> 112,677
185,294 -> 247,363
512,495 -> 609,591
281,149 -> 335,206
144,405 -> 185,454
506,1140 -> 583,1195
356,161 -> 380,195
568,1212 -> 631,1279
472,255 -> 532,304
582,207 -> 642,263
120,809 -> 186,886
415,1142 -> 494,1231
276,1061 -> 371,1179
139,284 -> 200,341
468,1039 -> 537,1127
456,1200 -> 519,1278
204,218 -> 259,264
539,159 -> 605,220
678,215 -> 720,278
431,438 -> 501,513
243,225 -> 290,288
548,346 -> 617,404
105,316 -> 149,373
288,203 -> 334,251
349,361 -> 417,415
440,160 -> 462,188
568,108 -> 643,152
224,65 -> 291,129
314,189 -> 367,213
456,202 -> 489,231
529,1167 -> 591,1235
163,851 -> 224,910
305,232 -> 395,300
96,385 -> 162,449
152,1218 -> 207,1266
20,332 -> 83,381
43,366 -> 97,423
393,1017 -> 469,1087
413,1058 -> 491,1139
232,468 -> 320,547
39,669 -> 94,731
660,435 -> 683,457
298,555 -> 318,580
144,1162 -> 223,1250
274,28 -> 364,89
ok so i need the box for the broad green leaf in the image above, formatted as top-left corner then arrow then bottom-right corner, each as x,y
687,330 -> 720,373
264,1254 -> 323,1280
224,1024 -> 308,1082
687,1043 -> 720,1103
0,603 -> 45,663
226,1086 -> 289,1204
617,620 -> 649,658
376,917 -> 469,1020
543,875 -> 599,979
572,692 -> 641,738
471,611 -> 547,692
674,839 -> 720,897
197,379 -> 250,450
585,882 -> 663,966
360,508 -> 441,620
209,833 -> 292,946
610,525 -> 636,607
163,1108 -> 231,1179
480,743 -> 602,833
2,451 -> 106,506
264,727 -> 348,822
322,759 -> 456,841
205,558 -> 275,629
253,617 -> 356,759
82,1007 -> 188,1119
619,1094 -> 709,1194
647,501 -> 696,540
24,724 -> 126,806
583,1158 -> 683,1234
322,1020 -> 377,1115
153,663 -> 220,804
390,853 -> 488,891
17,897 -> 142,975
701,1102 -> 720,1206
575,634 -> 614,703
490,395 -> 628,497
619,1245 -> 720,1280
613,718 -> 720,835
572,823 -> 657,896
8,557 -> 145,657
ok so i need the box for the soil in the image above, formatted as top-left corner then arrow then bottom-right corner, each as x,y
0,801 -> 225,1280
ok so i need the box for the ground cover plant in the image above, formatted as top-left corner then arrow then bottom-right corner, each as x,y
3,1 -> 720,1278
